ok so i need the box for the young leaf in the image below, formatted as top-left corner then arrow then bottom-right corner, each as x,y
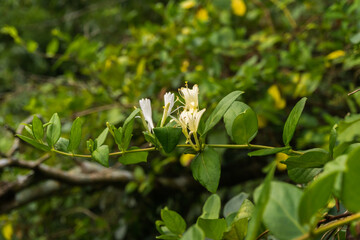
180,225 -> 204,240
17,134 -> 51,152
342,146 -> 360,212
153,127 -> 182,153
113,127 -> 123,147
67,117 -> 83,152
329,124 -> 337,159
95,128 -> 108,147
231,108 -> 258,145
245,162 -> 276,240
223,192 -> 249,217
55,137 -> 69,152
299,172 -> 338,225
91,145 -> 109,167
46,113 -> 61,148
223,101 -> 250,140
122,108 -> 140,150
161,208 -> 187,235
262,182 -> 307,240
32,115 -> 44,141
202,91 -> 244,136
248,147 -> 290,157
191,146 -> 221,193
197,218 -> 227,240
283,97 -> 307,146
118,149 -> 148,165
200,194 -> 221,219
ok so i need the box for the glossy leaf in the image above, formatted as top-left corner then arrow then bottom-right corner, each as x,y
223,101 -> 250,140
202,91 -> 243,135
342,146 -> 360,212
283,97 -> 307,146
46,113 -> 61,148
67,117 -> 83,152
223,192 -> 249,217
123,108 -> 140,150
91,145 -> 109,167
248,147 -> 290,157
245,162 -> 276,240
191,146 -> 221,193
285,149 -> 329,168
262,182 -> 307,240
17,134 -> 51,152
154,127 -> 182,153
232,108 -> 258,145
161,208 -> 186,235
180,225 -> 204,240
55,137 -> 69,152
197,218 -> 227,240
200,194 -> 221,219
288,167 -> 322,184
32,115 -> 44,141
299,172 -> 338,225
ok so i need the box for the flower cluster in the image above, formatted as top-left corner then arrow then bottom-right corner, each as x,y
138,83 -> 205,151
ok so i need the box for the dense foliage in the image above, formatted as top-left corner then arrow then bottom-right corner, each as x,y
1,0 -> 360,239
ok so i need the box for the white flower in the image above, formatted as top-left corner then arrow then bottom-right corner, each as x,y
179,84 -> 199,112
139,98 -> 155,132
187,109 -> 206,134
164,92 -> 175,117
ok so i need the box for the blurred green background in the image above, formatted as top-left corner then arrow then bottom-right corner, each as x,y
0,0 -> 360,239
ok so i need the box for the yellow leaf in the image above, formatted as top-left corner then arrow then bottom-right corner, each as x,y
231,0 -> 246,16
326,50 -> 345,60
180,154 -> 195,167
2,223 -> 13,240
275,153 -> 288,171
268,85 -> 286,109
196,9 -> 209,22
181,60 -> 190,72
180,0 -> 196,9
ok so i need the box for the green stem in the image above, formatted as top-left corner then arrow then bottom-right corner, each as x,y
295,212 -> 360,240
51,144 -> 302,158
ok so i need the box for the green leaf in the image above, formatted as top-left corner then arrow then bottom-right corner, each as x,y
67,117 -> 83,152
191,146 -> 221,193
232,108 -> 258,145
114,127 -> 123,147
122,108 -> 140,150
283,97 -> 307,146
181,225 -> 204,240
329,124 -> 337,159
202,91 -> 244,136
118,149 -> 148,165
197,218 -> 227,240
288,167 -> 322,184
32,115 -> 44,141
200,194 -> 221,219
154,127 -> 182,153
55,137 -> 69,152
91,145 -> 109,167
161,208 -> 186,235
262,182 -> 307,240
248,147 -> 291,157
245,162 -> 276,240
299,172 -> 338,225
95,128 -> 108,148
223,218 -> 248,240
46,113 -> 61,148
16,134 -> 51,152
46,38 -> 59,57
285,150 -> 329,168
342,146 -> 360,212
223,101 -> 250,140
223,192 -> 249,218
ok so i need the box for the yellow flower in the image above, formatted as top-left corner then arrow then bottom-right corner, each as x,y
326,50 -> 345,60
180,0 -> 196,9
2,223 -> 13,240
275,153 -> 288,171
231,0 -> 246,16
180,154 -> 196,166
196,9 -> 209,22
181,60 -> 189,72
268,84 -> 286,109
